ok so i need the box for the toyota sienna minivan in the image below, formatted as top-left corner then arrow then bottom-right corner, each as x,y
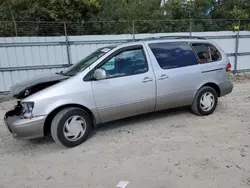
4,36 -> 233,147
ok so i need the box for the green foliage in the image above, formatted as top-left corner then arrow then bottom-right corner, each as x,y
0,0 -> 100,22
47,0 -> 99,21
230,6 -> 249,19
0,0 -> 250,36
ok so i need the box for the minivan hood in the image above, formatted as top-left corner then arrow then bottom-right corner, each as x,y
10,73 -> 69,99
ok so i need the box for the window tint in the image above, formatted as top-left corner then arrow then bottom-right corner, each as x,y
149,42 -> 198,70
192,43 -> 221,64
209,45 -> 221,61
99,48 -> 148,78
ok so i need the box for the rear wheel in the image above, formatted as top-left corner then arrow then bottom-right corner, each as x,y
51,107 -> 92,147
191,86 -> 218,116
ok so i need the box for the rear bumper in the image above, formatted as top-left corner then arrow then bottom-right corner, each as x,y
219,81 -> 233,97
4,112 -> 46,140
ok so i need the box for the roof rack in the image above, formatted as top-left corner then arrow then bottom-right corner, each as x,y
134,36 -> 206,41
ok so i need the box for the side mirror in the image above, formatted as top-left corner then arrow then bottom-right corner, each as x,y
93,69 -> 107,80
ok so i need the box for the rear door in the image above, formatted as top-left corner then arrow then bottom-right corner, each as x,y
146,41 -> 200,111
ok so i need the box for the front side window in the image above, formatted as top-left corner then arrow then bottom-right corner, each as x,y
98,48 -> 148,78
192,43 -> 221,64
149,42 -> 198,70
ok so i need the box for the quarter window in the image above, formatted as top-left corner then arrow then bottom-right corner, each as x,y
192,43 -> 221,64
149,42 -> 198,70
99,48 -> 148,78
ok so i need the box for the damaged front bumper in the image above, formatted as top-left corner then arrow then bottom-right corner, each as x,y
4,103 -> 46,139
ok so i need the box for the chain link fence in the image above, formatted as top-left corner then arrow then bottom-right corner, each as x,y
1,19 -> 250,37
1,19 -> 250,91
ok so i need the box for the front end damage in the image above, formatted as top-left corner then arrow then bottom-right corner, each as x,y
4,101 -> 46,139
10,72 -> 69,99
4,73 -> 68,139
12,80 -> 65,99
4,101 -> 23,134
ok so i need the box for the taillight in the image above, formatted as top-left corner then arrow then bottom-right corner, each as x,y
226,63 -> 231,72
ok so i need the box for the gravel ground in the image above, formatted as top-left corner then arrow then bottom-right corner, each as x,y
1,80 -> 250,188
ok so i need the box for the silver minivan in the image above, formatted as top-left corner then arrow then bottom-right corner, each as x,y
4,37 -> 233,147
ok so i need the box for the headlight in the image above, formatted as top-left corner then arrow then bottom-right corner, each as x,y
21,102 -> 34,118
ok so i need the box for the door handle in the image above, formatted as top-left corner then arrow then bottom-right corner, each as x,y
142,77 -> 153,83
159,74 -> 169,80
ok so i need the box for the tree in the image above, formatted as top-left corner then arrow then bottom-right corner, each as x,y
0,0 -> 100,36
0,0 -> 250,36
211,0 -> 250,19
91,0 -> 164,34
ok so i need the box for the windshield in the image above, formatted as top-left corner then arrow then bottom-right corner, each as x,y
62,47 -> 114,76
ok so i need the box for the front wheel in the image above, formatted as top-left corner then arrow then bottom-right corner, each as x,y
51,107 -> 92,147
191,86 -> 218,116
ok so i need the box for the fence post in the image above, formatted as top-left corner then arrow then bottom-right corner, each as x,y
234,20 -> 240,74
132,20 -> 135,41
189,19 -> 192,38
13,20 -> 18,37
64,22 -> 71,66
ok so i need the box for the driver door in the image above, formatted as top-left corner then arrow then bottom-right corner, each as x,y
91,45 -> 156,123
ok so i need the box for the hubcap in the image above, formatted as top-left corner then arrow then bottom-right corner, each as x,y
200,92 -> 215,112
63,116 -> 86,141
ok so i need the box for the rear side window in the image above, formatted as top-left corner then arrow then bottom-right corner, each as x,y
192,43 -> 221,64
149,42 -> 198,70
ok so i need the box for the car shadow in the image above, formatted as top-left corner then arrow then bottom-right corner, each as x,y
93,106 -> 191,133
15,106 -> 191,149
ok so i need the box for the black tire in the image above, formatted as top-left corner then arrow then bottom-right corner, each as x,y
51,107 -> 92,147
191,86 -> 218,116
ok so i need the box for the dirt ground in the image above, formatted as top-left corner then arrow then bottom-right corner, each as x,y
0,80 -> 250,188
